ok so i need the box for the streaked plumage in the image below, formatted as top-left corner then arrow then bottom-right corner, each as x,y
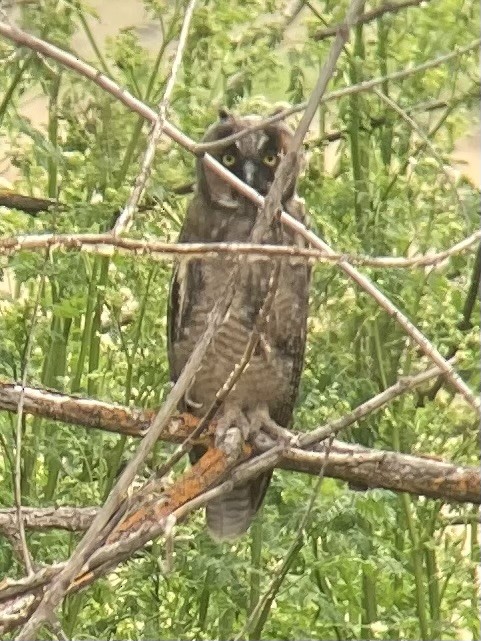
167,111 -> 310,539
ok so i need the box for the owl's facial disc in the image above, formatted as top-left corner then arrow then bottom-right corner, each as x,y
216,146 -> 279,196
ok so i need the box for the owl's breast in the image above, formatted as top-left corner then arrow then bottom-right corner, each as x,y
170,257 -> 308,423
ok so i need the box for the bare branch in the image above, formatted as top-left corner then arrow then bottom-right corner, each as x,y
1,358 -> 478,505
15,292 -> 232,639
0,451 -> 286,635
0,507 -> 98,533
290,0 -> 365,150
194,40 -> 480,153
314,0 -> 433,41
282,441 -> 480,503
297,362 -> 455,448
374,87 -> 465,213
0,230 -> 479,268
112,0 -> 198,235
0,191 -> 57,214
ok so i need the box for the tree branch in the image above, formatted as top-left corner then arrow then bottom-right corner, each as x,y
0,21 -> 478,411
0,230 -> 479,268
0,371 -> 478,504
112,0 -> 198,235
314,0 -> 433,41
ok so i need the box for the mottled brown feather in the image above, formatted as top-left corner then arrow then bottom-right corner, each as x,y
167,114 -> 310,539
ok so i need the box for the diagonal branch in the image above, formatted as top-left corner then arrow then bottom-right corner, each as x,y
203,155 -> 479,411
2,19 -> 473,410
194,40 -> 480,152
297,362 -> 455,448
112,0 -> 198,235
290,0 -> 365,150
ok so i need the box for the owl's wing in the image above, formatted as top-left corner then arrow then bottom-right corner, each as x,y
270,196 -> 311,428
271,269 -> 310,428
167,199 -> 203,386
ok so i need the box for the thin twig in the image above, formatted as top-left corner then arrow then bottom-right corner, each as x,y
290,0 -> 366,150
193,40 -> 480,152
13,269 -> 47,576
314,0 -> 433,41
0,230 -> 479,268
307,89 -> 480,146
112,0 -> 198,235
234,437 -> 335,640
374,87 -> 464,213
153,261 -> 282,481
297,361 -> 456,448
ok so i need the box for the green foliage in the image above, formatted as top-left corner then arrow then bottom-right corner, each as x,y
0,0 -> 479,639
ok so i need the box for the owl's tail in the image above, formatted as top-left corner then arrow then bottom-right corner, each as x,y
205,473 -> 271,540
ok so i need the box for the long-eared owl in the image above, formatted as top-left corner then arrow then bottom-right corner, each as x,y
167,110 -> 310,539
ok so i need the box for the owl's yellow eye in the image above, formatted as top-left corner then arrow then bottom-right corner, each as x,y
222,153 -> 236,167
263,153 -> 278,167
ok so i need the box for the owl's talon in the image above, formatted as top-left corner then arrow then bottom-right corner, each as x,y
247,405 -> 292,445
215,407 -> 251,461
218,426 -> 244,463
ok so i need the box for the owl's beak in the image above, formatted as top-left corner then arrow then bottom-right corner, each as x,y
243,160 -> 256,187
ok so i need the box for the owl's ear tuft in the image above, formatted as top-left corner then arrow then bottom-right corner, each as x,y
218,107 -> 232,121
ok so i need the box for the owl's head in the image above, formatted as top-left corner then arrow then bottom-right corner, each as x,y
197,109 -> 299,209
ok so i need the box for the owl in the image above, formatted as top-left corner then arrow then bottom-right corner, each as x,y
167,110 -> 311,540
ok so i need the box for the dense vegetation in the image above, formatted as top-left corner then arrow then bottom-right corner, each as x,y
0,0 -> 479,639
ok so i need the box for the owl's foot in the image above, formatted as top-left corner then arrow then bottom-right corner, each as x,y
246,405 -> 293,448
215,405 -> 292,460
215,407 -> 251,463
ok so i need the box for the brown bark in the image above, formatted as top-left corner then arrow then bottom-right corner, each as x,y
0,381 -> 478,504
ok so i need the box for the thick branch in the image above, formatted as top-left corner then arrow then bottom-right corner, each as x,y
282,442 -> 480,503
0,438 -> 478,636
0,379 -> 478,504
0,507 -> 98,532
